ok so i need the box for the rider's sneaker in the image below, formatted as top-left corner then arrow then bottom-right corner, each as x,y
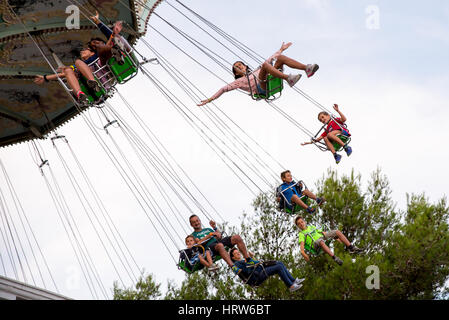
306,207 -> 316,214
287,74 -> 302,87
208,264 -> 219,272
76,91 -> 89,106
344,146 -> 352,156
231,264 -> 241,275
334,153 -> 342,164
347,245 -> 364,254
332,255 -> 343,266
111,47 -> 124,65
87,79 -> 101,93
294,278 -> 305,285
289,282 -> 303,292
305,64 -> 319,78
316,197 -> 326,206
245,257 -> 260,266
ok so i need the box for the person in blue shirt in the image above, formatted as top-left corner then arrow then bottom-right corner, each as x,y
189,215 -> 258,275
230,248 -> 304,292
277,170 -> 325,214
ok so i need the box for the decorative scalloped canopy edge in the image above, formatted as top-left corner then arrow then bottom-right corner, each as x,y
0,0 -> 164,149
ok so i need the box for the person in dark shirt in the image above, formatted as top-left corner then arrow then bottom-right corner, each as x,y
230,248 -> 304,292
33,46 -> 100,105
180,235 -> 218,272
90,11 -> 132,65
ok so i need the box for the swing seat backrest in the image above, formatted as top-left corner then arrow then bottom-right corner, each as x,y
277,181 -> 310,215
304,232 -> 331,256
178,244 -> 224,274
178,258 -> 204,274
253,74 -> 283,100
284,199 -> 310,215
178,246 -> 205,274
108,50 -> 139,84
87,57 -> 117,92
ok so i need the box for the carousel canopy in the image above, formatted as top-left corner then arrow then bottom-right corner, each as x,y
0,0 -> 161,148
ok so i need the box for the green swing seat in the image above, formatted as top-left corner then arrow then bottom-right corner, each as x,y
284,196 -> 311,215
107,52 -> 139,84
304,232 -> 331,256
178,253 -> 222,274
78,76 -> 107,104
76,50 -> 139,105
277,180 -> 317,215
253,74 -> 283,100
178,239 -> 230,274
332,134 -> 351,152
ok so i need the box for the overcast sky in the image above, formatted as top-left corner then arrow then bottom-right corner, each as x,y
1,0 -> 448,300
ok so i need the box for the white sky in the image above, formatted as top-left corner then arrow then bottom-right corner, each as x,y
0,0 -> 448,299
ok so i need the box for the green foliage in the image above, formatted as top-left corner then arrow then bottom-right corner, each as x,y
112,168 -> 449,300
379,195 -> 449,299
315,168 -> 398,254
113,272 -> 162,300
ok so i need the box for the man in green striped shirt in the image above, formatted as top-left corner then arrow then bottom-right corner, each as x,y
190,215 -> 258,275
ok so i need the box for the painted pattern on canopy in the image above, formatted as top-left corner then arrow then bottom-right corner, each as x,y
0,0 -> 162,148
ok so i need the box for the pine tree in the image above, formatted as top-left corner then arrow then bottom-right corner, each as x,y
112,169 -> 449,300
113,272 -> 162,300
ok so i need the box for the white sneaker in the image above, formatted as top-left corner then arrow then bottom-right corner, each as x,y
289,282 -> 303,292
294,278 -> 305,285
305,64 -> 319,78
208,264 -> 219,272
287,74 -> 302,87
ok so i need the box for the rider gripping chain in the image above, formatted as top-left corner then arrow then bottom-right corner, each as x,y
90,11 -> 132,64
277,170 -> 325,214
302,104 -> 352,164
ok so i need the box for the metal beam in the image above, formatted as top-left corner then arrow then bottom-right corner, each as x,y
0,275 -> 72,300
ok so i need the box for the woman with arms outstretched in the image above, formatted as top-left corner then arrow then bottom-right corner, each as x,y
198,42 -> 319,106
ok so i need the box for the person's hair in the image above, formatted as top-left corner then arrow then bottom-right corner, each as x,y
88,37 -> 106,50
185,235 -> 194,243
318,111 -> 329,120
71,46 -> 83,58
280,170 -> 291,180
294,215 -> 304,226
189,214 -> 199,223
113,20 -> 123,29
232,61 -> 250,79
229,247 -> 239,262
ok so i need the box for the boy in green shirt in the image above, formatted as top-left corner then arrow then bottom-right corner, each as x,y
295,216 -> 363,265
